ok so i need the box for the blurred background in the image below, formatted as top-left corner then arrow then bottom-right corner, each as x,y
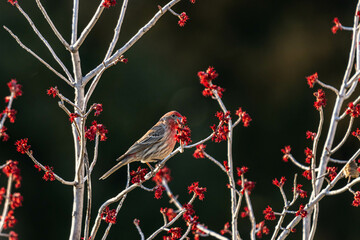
0,0 -> 359,239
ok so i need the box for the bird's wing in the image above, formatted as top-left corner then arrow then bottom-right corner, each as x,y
136,123 -> 166,145
116,123 -> 165,161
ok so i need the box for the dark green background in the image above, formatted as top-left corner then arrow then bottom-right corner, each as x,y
0,0 -> 359,239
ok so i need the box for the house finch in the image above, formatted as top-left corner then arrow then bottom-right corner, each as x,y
99,111 -> 183,180
344,160 -> 359,180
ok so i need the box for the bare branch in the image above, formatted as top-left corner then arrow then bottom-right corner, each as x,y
58,92 -> 83,113
329,158 -> 348,164
0,92 -> 15,132
26,151 -> 75,186
3,26 -> 73,86
101,165 -> 131,240
84,60 -> 119,105
146,208 -> 186,240
72,3 -> 104,50
242,176 -> 256,240
14,3 -> 74,83
288,154 -> 310,171
0,175 -> 12,233
89,135 -> 100,174
35,0 -> 70,49
316,80 -> 339,95
71,0 -> 79,44
330,117 -> 354,155
179,224 -> 192,240
104,0 -> 129,59
83,0 -> 182,83
161,180 -> 229,240
186,132 -> 214,149
326,177 -> 360,195
83,153 -> 92,240
345,70 -> 360,87
57,100 -> 81,136
203,152 -> 228,173
134,219 -> 145,240
311,107 -> 324,196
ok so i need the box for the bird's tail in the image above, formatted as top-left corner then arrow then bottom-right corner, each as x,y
99,157 -> 132,180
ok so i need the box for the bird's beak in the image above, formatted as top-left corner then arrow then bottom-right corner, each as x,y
177,116 -> 183,123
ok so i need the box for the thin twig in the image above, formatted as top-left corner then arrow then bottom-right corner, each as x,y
232,117 -> 242,129
278,147 -> 360,239
316,80 -> 339,95
0,175 -> 13,233
57,100 -> 81,136
73,3 -> 104,50
89,148 -> 180,240
89,135 -> 100,174
0,92 -> 15,132
15,3 -> 74,83
3,26 -> 72,86
58,92 -> 83,114
71,0 -> 79,44
329,158 -> 348,164
312,107 -> 324,196
179,224 -> 192,240
326,177 -> 360,195
288,154 -> 310,171
101,165 -> 131,240
330,117 -> 353,155
203,152 -> 228,173
271,175 -> 298,240
26,151 -> 75,186
345,80 -> 358,99
35,0 -> 70,49
83,0 -> 182,83
242,175 -> 256,240
345,70 -> 360,87
308,203 -> 319,240
161,180 -> 228,240
83,153 -> 92,240
134,219 -> 145,240
104,0 -> 129,60
146,208 -> 186,240
84,61 -> 117,105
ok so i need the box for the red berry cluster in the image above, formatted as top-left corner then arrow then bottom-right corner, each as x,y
163,227 -> 182,240
101,207 -> 117,224
193,144 -> 206,159
175,116 -> 191,145
130,167 -> 148,184
102,0 -> 116,8
198,67 -> 225,98
85,121 -> 108,141
313,89 -> 326,110
188,182 -> 207,200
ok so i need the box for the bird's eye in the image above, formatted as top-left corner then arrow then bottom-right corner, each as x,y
172,114 -> 176,118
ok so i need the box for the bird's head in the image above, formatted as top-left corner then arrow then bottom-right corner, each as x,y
161,111 -> 183,128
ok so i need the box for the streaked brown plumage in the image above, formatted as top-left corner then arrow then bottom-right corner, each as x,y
344,160 -> 359,180
99,111 -> 182,180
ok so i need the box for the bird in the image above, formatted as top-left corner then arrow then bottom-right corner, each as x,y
344,160 -> 359,181
99,111 -> 183,180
